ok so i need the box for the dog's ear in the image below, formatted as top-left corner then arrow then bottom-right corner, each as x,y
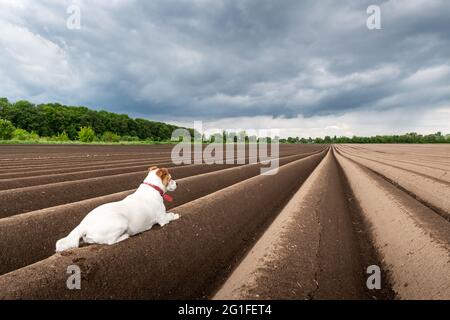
156,168 -> 168,178
156,168 -> 170,184
148,166 -> 158,171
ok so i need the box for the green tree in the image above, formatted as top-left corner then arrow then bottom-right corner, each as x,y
287,137 -> 296,144
0,97 -> 9,114
78,126 -> 96,142
12,128 -> 39,141
101,131 -> 121,142
0,118 -> 15,140
314,137 -> 324,144
121,135 -> 140,142
52,131 -> 70,142
0,98 -> 188,142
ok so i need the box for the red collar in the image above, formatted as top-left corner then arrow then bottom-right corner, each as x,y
142,182 -> 173,202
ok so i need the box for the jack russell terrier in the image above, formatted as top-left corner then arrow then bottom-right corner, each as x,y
56,166 -> 178,252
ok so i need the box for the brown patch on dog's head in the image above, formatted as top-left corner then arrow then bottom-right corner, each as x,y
148,166 -> 158,172
156,168 -> 171,186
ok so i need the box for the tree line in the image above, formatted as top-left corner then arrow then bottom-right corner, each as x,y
194,131 -> 450,144
0,98 -> 192,142
1,97 -> 448,144
279,132 -> 450,144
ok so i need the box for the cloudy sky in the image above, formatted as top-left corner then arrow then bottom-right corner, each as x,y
1,0 -> 450,138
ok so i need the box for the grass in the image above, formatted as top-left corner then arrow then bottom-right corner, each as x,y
0,140 -> 282,145
0,139 -> 178,145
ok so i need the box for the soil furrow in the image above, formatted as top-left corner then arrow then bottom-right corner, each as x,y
336,151 -> 450,299
0,151 -> 320,275
335,146 -> 450,216
0,150 -> 326,299
214,149 -> 393,300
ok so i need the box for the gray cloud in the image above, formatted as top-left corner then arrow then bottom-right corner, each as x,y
1,0 -> 450,127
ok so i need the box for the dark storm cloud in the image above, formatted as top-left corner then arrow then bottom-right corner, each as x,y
1,0 -> 450,121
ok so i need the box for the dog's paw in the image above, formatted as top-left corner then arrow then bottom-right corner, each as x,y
167,212 -> 179,220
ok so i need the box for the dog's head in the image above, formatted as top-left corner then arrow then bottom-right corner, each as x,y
147,166 -> 177,192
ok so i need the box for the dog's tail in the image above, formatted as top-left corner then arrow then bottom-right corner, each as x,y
55,225 -> 86,252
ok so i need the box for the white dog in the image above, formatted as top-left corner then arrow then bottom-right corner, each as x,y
55,166 -> 179,252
